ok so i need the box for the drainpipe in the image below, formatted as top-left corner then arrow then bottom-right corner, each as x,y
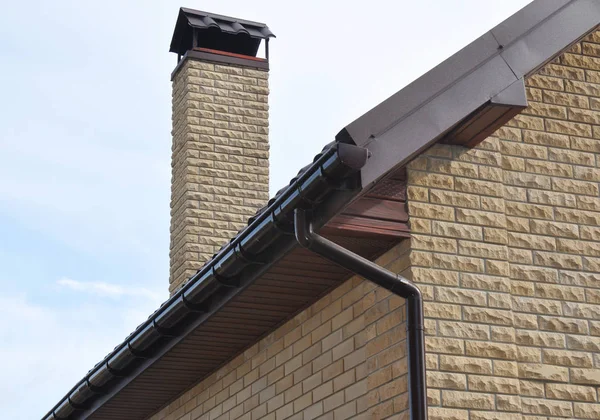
294,209 -> 427,420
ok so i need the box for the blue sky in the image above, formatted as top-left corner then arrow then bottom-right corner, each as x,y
0,0 -> 532,418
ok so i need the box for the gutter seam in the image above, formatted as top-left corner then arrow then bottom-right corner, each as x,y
489,31 -> 519,80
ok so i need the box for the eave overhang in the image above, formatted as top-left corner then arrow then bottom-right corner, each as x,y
43,1 -> 600,419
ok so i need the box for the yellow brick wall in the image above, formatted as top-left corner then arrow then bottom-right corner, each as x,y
407,31 -> 600,420
150,243 -> 411,420
170,59 -> 270,293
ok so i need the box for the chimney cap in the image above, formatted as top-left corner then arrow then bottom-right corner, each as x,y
170,8 -> 275,58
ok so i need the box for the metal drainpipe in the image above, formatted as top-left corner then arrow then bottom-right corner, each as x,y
294,209 -> 427,420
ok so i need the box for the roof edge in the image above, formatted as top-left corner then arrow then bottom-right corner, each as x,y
339,0 -> 600,188
42,143 -> 368,420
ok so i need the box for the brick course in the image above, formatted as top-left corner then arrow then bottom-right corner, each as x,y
169,59 -> 270,294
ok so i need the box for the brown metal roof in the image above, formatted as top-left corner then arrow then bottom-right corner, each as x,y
43,1 -> 600,419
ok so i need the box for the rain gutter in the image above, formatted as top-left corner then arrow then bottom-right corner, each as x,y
43,142 -> 369,420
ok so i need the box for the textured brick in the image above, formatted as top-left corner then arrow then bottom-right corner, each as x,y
468,376 -> 519,394
427,372 -> 467,390
411,171 -> 454,190
565,77 -> 600,95
508,232 -> 555,251
463,307 -> 512,326
521,397 -> 573,417
530,220 -> 579,238
412,235 -> 458,253
546,383 -> 597,402
428,407 -> 468,420
170,59 -> 269,293
470,411 -> 516,420
528,189 -> 577,208
426,337 -> 464,355
518,363 -> 569,382
409,202 -> 455,221
442,390 -> 495,410
436,287 -> 487,306
456,208 -> 506,228
571,135 -> 600,152
526,159 -> 573,177
432,254 -> 485,273
536,282 -> 585,301
496,395 -> 521,412
542,349 -> 593,367
429,190 -> 480,209
574,402 -> 600,419
523,130 -> 570,148
513,296 -> 563,315
465,342 -> 516,360
546,118 -> 592,137
517,346 -> 541,363
438,321 -> 490,340
549,147 -> 596,166
544,90 -> 590,108
506,172 -> 552,190
572,368 -> 600,385
553,177 -> 599,196
538,316 -> 589,334
533,251 -> 582,269
431,221 -> 483,240
506,202 -> 553,220
527,74 -> 564,90
455,178 -> 503,197
439,355 -> 492,375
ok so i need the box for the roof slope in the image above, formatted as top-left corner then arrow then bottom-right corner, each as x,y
43,1 -> 600,419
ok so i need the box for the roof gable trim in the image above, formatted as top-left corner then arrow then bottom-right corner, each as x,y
340,0 -> 600,188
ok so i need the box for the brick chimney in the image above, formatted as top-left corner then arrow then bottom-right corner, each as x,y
168,8 -> 275,294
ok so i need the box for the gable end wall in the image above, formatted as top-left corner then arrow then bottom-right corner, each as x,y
407,30 -> 600,420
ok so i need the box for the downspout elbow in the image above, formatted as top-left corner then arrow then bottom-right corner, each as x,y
294,209 -> 314,249
294,208 -> 427,420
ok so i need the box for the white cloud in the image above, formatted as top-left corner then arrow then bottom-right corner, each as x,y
57,277 -> 163,301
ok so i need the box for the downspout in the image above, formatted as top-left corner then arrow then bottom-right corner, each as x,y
294,209 -> 427,420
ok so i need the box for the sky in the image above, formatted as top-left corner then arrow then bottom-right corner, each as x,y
0,0 -> 532,418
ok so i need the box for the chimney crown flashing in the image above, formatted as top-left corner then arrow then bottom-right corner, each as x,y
170,7 -> 275,60
170,48 -> 269,81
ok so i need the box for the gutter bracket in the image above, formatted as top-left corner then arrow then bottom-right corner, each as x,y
294,209 -> 427,420
85,378 -> 105,395
67,397 -> 87,411
105,362 -> 127,378
211,267 -> 240,288
152,319 -> 179,338
127,343 -> 152,359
